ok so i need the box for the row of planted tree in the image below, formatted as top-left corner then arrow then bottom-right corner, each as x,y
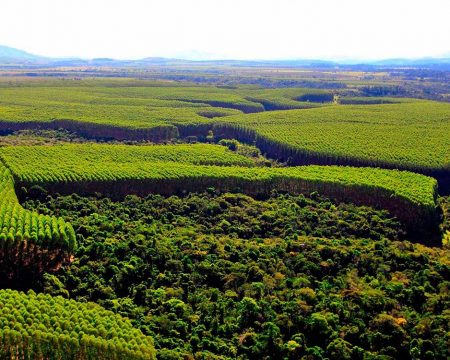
0,165 -> 156,359
0,289 -> 156,360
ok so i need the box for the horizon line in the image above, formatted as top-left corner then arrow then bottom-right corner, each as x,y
1,43 -> 450,64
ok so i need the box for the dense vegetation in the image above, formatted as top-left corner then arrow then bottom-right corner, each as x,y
22,191 -> 449,360
0,289 -> 156,360
439,196 -> 450,247
216,100 -> 450,174
0,81 -> 330,128
0,79 -> 447,184
0,145 -> 438,237
0,162 -> 76,280
0,143 -> 256,170
0,129 -> 93,146
0,74 -> 448,360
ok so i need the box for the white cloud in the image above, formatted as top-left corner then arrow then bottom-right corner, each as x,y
1,0 -> 449,60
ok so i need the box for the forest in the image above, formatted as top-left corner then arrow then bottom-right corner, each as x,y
0,64 -> 448,360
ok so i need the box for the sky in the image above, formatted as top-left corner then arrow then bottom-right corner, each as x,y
1,0 -> 449,60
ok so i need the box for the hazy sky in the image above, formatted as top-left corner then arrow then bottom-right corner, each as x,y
1,0 -> 449,60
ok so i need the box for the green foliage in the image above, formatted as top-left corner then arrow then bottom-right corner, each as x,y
241,87 -> 331,110
0,77 -> 448,360
338,96 -> 406,105
0,143 -> 256,179
23,192 -> 450,359
0,82 -> 330,130
439,196 -> 450,233
0,145 -> 438,234
0,162 -> 75,277
218,140 -> 269,165
8,153 -> 442,236
1,79 -> 447,176
0,146 -> 436,212
439,196 -> 450,247
0,289 -> 156,360
217,100 -> 450,172
218,139 -> 239,151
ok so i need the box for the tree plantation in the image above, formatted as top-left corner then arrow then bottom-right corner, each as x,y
0,80 -> 448,183
0,289 -> 156,359
0,69 -> 448,360
0,145 -> 439,238
0,162 -> 76,281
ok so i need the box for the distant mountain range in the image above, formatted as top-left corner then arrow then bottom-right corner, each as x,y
0,45 -> 46,62
1,44 -> 450,69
